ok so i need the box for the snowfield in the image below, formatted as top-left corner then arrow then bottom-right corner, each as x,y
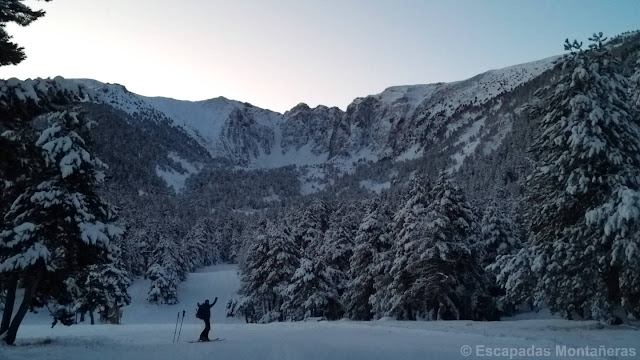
2,265 -> 638,360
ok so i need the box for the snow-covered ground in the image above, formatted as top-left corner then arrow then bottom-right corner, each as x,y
3,265 -> 638,359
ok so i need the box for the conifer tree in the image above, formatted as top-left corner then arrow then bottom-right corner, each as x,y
237,222 -> 299,322
0,108 -> 126,344
0,0 -> 50,66
189,218 -> 222,266
283,257 -> 341,320
182,224 -> 208,271
75,263 -> 131,323
290,198 -> 330,250
499,34 -> 640,323
480,201 -> 521,267
321,201 -> 361,294
146,264 -> 178,305
281,198 -> 345,320
146,235 -> 180,304
386,175 -> 496,320
343,198 -> 393,320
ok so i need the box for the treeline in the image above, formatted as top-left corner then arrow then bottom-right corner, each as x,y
118,206 -> 248,304
232,174 -> 521,322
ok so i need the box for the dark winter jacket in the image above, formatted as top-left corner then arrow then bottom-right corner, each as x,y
197,298 -> 217,320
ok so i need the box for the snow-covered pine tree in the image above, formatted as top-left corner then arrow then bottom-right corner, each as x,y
0,79 -> 91,340
231,215 -> 263,266
380,176 -> 430,319
0,94 -> 40,335
479,200 -> 524,315
480,201 -> 521,267
0,0 -> 47,66
146,235 -> 180,304
132,227 -> 156,278
343,197 -> 393,320
182,222 -> 209,271
194,211 -> 243,264
0,108 -> 126,345
76,263 -> 132,324
146,264 -> 178,305
209,216 -> 229,262
162,217 -> 190,281
0,80 -> 91,241
499,34 -> 640,323
116,225 -> 150,276
320,200 -> 362,295
283,256 -> 342,320
237,222 -> 299,322
491,246 -> 537,310
236,231 -> 269,323
289,198 -> 330,251
193,217 -> 223,266
386,175 -> 496,320
229,222 -> 246,262
280,198 -> 344,320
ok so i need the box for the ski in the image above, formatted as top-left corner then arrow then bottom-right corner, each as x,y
188,338 -> 223,343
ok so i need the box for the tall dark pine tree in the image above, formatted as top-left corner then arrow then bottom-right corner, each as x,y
290,198 -> 330,251
499,34 -> 640,323
0,108 -> 127,344
182,224 -> 208,271
480,200 -> 523,315
275,198 -> 342,320
237,222 -> 299,323
283,256 -> 341,320
1,79 -> 86,342
386,175 -> 496,320
146,235 -> 180,305
480,201 -> 521,267
75,263 -> 132,324
343,198 -> 393,320
0,0 -> 49,66
321,201 -> 361,295
379,177 -> 430,319
183,217 -> 220,268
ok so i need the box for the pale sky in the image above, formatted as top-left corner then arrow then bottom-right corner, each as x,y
1,0 -> 639,113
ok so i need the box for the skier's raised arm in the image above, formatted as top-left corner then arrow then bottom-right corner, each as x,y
209,297 -> 218,308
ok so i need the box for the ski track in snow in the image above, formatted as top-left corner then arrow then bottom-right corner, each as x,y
4,319 -> 639,360
3,264 -> 638,360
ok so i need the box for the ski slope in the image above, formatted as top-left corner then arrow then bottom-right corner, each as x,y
122,264 -> 241,325
2,265 -> 639,360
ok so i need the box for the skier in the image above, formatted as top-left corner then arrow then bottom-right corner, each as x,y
196,297 -> 218,341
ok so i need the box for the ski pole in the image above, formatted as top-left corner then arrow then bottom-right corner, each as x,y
173,311 -> 180,342
177,310 -> 186,342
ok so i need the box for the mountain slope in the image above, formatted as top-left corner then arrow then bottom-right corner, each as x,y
70,55 -> 558,172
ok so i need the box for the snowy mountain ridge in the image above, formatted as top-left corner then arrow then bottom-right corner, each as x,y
69,55 -> 557,172
0,51 -> 565,199
358,56 -> 558,112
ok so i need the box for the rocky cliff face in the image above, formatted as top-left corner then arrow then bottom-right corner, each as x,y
329,56 -> 557,162
281,103 -> 343,157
